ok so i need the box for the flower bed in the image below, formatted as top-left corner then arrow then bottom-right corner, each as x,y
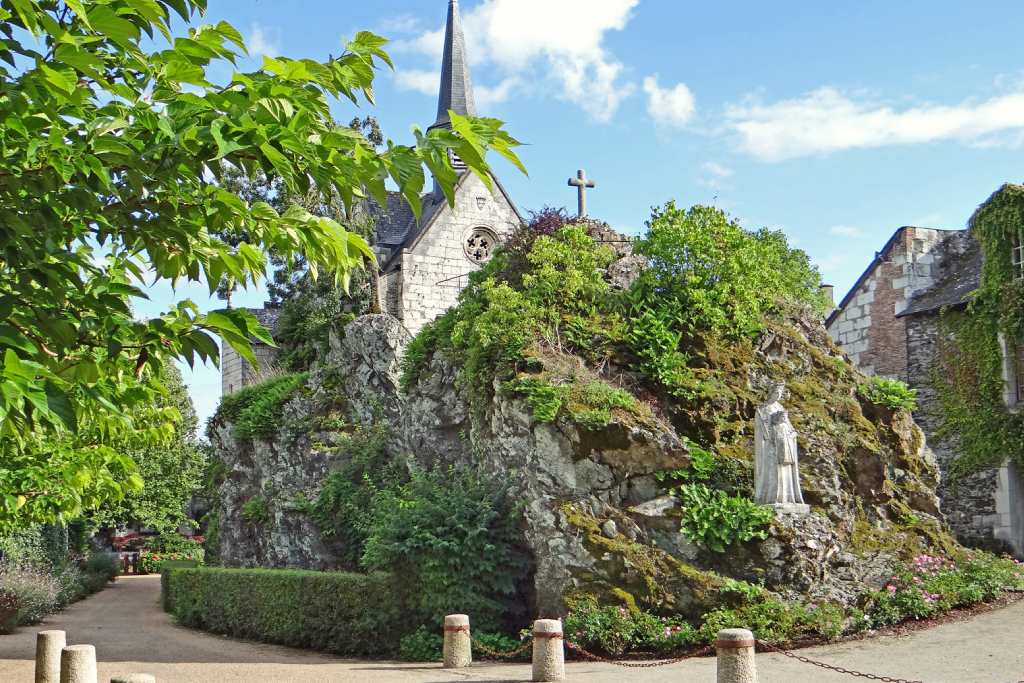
138,550 -> 204,575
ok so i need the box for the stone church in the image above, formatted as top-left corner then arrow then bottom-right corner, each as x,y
222,0 -> 521,395
827,185 -> 1024,557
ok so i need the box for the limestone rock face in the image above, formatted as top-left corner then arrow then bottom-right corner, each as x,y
211,309 -> 950,618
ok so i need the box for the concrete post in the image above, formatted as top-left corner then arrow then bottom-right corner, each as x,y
60,644 -> 97,683
442,614 -> 472,668
531,619 -> 565,682
716,628 -> 757,683
35,630 -> 66,683
111,675 -> 156,683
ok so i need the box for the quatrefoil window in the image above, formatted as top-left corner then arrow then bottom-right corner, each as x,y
464,227 -> 498,264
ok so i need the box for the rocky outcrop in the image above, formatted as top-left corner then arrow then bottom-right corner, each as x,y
210,282 -> 949,617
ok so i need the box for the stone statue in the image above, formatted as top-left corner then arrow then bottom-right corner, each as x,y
754,382 -> 809,514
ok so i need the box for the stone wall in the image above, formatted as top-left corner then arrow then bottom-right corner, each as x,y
905,312 -> 1009,550
396,174 -> 519,336
827,227 -> 951,378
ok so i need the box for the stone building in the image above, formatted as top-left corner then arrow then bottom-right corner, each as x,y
221,0 -> 521,394
827,188 -> 1024,556
220,307 -> 280,396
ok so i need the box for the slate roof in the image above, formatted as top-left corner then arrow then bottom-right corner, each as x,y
899,232 -> 981,317
431,0 -> 476,131
363,192 -> 417,246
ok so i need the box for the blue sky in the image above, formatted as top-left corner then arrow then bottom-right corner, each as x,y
144,0 -> 1024,428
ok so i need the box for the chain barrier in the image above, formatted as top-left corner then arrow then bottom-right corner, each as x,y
468,634 -> 533,660
757,640 -> 924,683
564,640 -> 715,669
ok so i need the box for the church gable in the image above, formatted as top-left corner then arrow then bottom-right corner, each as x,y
397,172 -> 520,335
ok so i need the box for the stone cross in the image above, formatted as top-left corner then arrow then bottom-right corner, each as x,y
568,169 -> 596,218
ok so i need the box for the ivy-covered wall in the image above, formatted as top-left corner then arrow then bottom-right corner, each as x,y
907,184 -> 1024,554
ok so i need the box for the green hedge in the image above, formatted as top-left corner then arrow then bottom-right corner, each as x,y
162,567 -> 407,656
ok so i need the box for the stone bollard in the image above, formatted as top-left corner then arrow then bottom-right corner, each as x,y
442,614 -> 472,668
531,619 -> 565,682
35,630 -> 66,683
716,628 -> 757,683
111,675 -> 156,683
60,644 -> 97,683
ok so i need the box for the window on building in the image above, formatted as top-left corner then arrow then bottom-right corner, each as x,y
1013,229 -> 1024,280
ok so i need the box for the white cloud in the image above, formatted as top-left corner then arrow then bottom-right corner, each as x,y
248,25 -> 280,58
829,225 -> 867,238
814,253 -> 848,276
726,86 -> 1024,161
643,75 -> 695,127
394,0 -> 639,122
701,161 -> 733,179
394,69 -> 438,96
476,77 -> 521,108
696,161 -> 733,190
379,14 -> 422,36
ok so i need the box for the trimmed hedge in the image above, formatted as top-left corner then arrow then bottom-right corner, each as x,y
162,567 -> 407,656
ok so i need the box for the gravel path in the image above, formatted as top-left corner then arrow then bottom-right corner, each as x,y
0,575 -> 1022,682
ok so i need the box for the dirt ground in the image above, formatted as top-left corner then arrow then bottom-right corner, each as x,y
0,575 -> 1022,682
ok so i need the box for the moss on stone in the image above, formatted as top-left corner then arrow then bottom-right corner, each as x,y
562,503 -> 727,614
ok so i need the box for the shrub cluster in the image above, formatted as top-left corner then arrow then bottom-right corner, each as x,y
138,534 -> 206,574
859,376 -> 918,412
212,372 -> 308,441
162,567 -> 407,656
566,551 -> 1024,656
0,552 -> 117,633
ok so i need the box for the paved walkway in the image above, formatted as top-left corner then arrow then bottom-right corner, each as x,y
0,575 -> 1022,682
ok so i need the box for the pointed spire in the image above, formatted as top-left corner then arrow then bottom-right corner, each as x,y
430,0 -> 477,130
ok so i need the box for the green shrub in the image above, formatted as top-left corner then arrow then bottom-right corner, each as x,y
84,552 -> 119,581
677,484 -> 774,552
213,372 -> 308,441
360,466 -> 530,632
398,626 -> 443,662
241,497 -> 271,526
699,598 -> 845,644
859,376 -> 918,412
162,567 -> 407,656
633,203 -> 826,340
508,376 -> 640,428
139,549 -> 204,575
309,425 -> 396,567
564,595 -> 698,656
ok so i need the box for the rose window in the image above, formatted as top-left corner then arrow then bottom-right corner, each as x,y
464,227 -> 498,263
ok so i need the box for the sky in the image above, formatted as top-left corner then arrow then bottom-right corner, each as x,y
141,0 -> 1024,429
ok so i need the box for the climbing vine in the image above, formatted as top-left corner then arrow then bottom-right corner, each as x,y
933,184 -> 1024,479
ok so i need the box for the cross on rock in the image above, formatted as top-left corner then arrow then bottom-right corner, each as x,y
568,169 -> 596,218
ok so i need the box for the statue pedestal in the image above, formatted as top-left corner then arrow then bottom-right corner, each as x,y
772,503 -> 810,515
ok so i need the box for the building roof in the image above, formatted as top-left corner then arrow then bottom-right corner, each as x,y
430,0 -> 476,131
898,235 -> 981,317
825,228 -> 906,328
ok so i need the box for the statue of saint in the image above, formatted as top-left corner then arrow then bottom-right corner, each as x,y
754,382 -> 809,514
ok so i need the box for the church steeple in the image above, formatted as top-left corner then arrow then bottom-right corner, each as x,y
430,0 -> 476,131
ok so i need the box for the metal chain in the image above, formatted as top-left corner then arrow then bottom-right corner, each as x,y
757,640 -> 924,683
564,640 -> 715,668
470,634 -> 533,660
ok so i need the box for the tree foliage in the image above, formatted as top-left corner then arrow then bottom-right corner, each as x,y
633,203 -> 828,339
0,0 -> 523,528
86,367 -> 207,533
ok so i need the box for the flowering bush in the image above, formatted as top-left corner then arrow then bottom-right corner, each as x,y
863,552 -> 1024,628
0,563 -> 60,631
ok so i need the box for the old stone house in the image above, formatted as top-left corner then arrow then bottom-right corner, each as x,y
221,0 -> 521,395
827,185 -> 1024,556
